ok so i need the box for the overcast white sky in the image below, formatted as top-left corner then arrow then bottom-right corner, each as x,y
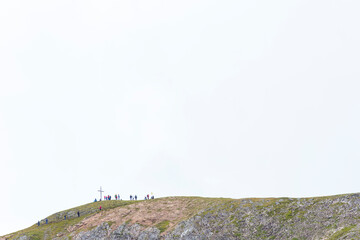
1,0 -> 360,236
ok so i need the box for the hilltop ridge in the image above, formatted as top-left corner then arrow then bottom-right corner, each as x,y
2,193 -> 360,239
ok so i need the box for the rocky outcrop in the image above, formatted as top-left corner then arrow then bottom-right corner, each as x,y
165,194 -> 360,239
72,222 -> 161,240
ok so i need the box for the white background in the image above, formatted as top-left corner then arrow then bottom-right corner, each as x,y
1,0 -> 360,236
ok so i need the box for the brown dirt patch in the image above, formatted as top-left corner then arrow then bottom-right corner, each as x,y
68,197 -> 214,234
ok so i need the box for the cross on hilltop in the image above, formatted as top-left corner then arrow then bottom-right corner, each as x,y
98,186 -> 104,200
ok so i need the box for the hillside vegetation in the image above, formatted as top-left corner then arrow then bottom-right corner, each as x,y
2,193 -> 360,239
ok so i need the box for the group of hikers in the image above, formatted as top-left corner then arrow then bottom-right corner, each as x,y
94,193 -> 155,212
94,194 -> 121,202
94,193 -> 155,202
37,211 -> 80,226
144,194 -> 155,200
101,194 -> 120,201
37,191 -> 155,227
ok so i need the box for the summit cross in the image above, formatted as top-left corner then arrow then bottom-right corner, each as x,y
98,186 -> 104,200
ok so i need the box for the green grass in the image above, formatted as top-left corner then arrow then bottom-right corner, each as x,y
25,230 -> 44,240
329,225 -> 356,240
107,221 -> 116,228
156,220 -> 170,233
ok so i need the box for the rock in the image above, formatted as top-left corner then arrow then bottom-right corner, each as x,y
75,222 -> 110,240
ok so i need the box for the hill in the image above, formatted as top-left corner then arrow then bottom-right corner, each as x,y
2,193 -> 360,239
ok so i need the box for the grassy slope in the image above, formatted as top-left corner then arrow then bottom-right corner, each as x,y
3,200 -> 137,240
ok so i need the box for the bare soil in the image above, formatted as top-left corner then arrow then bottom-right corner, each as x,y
67,197 -> 213,234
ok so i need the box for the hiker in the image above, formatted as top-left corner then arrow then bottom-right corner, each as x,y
118,194 -> 120,200
77,211 -> 80,217
99,206 -> 102,211
46,218 -> 48,224
37,221 -> 40,226
147,194 -> 149,200
64,215 -> 66,220
94,198 -> 97,202
130,195 -> 132,200
115,194 -> 118,200
144,196 -> 147,200
151,196 -> 154,199
135,195 -> 137,200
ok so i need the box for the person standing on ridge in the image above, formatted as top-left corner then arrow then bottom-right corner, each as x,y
37,221 -> 40,226
77,211 -> 80,217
